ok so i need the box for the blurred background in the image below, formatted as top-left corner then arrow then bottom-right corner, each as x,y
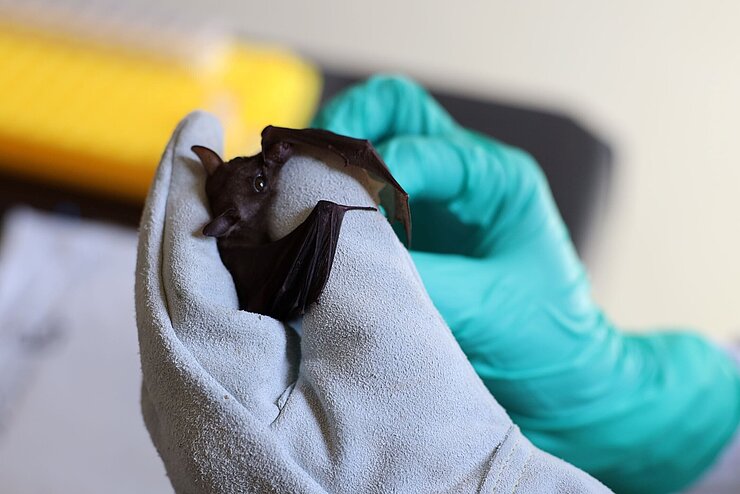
0,0 -> 738,492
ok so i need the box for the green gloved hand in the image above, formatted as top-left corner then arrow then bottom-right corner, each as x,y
312,75 -> 740,494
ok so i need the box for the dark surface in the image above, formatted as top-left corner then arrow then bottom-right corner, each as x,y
0,170 -> 144,226
321,73 -> 613,252
0,71 -> 612,252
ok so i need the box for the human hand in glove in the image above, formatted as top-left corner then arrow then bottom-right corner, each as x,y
313,75 -> 740,494
135,111 -> 609,493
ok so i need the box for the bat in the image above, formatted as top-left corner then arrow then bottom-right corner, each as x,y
191,126 -> 410,320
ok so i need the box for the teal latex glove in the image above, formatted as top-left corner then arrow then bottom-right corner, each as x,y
312,75 -> 740,494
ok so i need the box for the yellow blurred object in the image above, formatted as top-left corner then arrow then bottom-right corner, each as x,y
0,23 -> 321,201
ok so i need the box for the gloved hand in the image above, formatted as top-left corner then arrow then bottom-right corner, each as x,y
135,111 -> 609,493
312,75 -> 740,494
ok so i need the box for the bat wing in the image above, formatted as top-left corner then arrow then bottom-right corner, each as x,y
227,200 -> 375,320
261,126 -> 411,245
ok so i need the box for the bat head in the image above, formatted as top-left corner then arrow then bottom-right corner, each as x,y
192,145 -> 278,241
193,126 -> 411,246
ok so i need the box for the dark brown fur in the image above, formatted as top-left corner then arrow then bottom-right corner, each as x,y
192,126 -> 409,320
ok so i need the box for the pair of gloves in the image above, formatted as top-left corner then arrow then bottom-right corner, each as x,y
136,76 -> 740,494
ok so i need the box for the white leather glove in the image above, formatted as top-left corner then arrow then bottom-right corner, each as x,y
135,111 -> 611,493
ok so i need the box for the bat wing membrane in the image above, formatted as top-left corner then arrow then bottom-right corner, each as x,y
232,200 -> 374,320
261,126 -> 411,244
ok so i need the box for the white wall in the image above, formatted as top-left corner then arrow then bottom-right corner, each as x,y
175,0 -> 740,339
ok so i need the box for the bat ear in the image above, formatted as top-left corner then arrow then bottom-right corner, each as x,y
191,145 -> 224,176
202,210 -> 238,238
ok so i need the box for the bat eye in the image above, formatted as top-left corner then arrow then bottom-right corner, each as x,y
253,175 -> 267,192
